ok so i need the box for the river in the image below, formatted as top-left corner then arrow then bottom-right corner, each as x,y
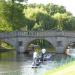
0,51 -> 75,75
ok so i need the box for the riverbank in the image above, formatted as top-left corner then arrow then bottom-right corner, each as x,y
44,61 -> 75,75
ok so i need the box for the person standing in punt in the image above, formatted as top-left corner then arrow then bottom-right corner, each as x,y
41,48 -> 46,63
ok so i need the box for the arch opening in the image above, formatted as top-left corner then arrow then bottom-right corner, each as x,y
0,40 -> 16,60
65,42 -> 75,56
25,39 -> 56,55
0,40 -> 15,51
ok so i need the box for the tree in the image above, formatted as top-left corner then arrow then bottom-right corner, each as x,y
0,0 -> 12,32
45,3 -> 66,15
36,12 -> 55,30
63,17 -> 75,31
0,1 -> 75,32
52,13 -> 62,30
52,12 -> 74,31
24,6 -> 47,31
4,0 -> 28,30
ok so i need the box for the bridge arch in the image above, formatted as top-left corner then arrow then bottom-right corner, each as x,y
0,39 -> 16,50
0,39 -> 17,50
24,38 -> 56,54
65,41 -> 75,53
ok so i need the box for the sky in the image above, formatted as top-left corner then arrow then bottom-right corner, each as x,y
28,0 -> 75,16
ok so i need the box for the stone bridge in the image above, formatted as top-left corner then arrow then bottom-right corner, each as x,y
0,30 -> 75,53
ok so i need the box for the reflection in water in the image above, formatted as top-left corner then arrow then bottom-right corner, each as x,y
0,51 -> 75,75
0,51 -> 16,61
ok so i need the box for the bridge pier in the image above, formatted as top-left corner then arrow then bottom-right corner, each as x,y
15,44 -> 25,53
19,46 -> 25,53
56,47 -> 65,53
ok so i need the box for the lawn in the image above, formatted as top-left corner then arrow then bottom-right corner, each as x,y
44,61 -> 75,75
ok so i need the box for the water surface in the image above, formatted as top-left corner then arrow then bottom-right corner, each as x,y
0,51 -> 75,75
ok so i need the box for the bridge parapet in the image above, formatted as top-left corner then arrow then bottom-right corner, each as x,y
0,31 -> 75,38
64,31 -> 75,37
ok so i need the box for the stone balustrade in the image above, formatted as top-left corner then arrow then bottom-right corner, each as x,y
0,30 -> 75,38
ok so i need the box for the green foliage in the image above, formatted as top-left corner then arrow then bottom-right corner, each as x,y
36,12 -> 55,30
0,0 -> 13,32
45,3 -> 66,15
24,3 -> 75,31
52,13 -> 74,31
63,17 -> 75,31
4,2 -> 26,30
0,1 -> 75,32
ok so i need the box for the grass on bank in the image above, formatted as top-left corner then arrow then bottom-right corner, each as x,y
44,61 -> 75,75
